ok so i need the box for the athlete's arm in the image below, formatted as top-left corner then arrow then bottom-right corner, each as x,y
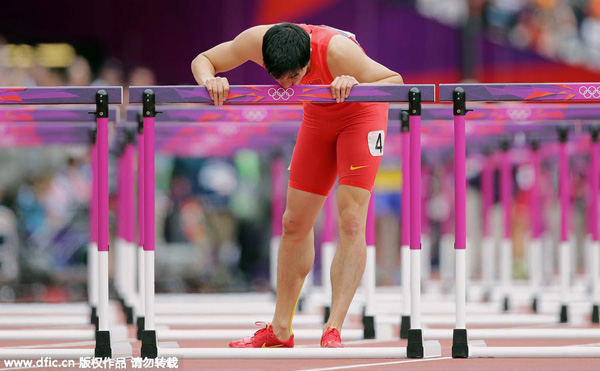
327,36 -> 403,103
191,26 -> 269,105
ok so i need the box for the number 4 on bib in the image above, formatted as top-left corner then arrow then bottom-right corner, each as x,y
368,130 -> 385,156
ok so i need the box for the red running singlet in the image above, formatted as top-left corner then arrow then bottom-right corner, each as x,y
288,24 -> 389,196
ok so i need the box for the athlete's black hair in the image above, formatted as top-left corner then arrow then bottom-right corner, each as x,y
262,23 -> 310,79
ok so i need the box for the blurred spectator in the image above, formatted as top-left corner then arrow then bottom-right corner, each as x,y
67,56 -> 92,86
92,57 -> 124,86
128,66 -> 156,86
415,0 -> 600,71
30,65 -> 65,86
124,66 -> 157,104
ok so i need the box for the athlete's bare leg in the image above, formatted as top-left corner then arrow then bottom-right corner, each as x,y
325,185 -> 371,333
271,187 -> 326,340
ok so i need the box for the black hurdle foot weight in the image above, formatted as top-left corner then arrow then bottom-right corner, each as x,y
125,306 -> 134,325
94,330 -> 112,358
297,298 -> 304,313
141,330 -> 158,359
592,305 -> 599,324
503,296 -> 510,312
324,306 -> 331,324
560,305 -> 569,323
136,316 -> 145,340
452,329 -> 469,358
362,315 -> 375,339
532,297 -> 538,313
407,329 -> 424,359
400,315 -> 411,339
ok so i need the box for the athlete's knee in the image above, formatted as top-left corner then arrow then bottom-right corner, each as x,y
338,207 -> 364,242
282,212 -> 311,238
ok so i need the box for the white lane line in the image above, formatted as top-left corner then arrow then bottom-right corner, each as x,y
295,357 -> 451,371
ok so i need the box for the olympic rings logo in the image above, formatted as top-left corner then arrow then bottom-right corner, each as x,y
506,108 -> 532,121
268,88 -> 295,101
579,86 -> 600,99
242,108 -> 268,121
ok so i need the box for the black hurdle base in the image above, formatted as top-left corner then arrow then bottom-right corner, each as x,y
532,297 -> 538,313
141,330 -> 158,359
592,305 -> 599,324
362,315 -> 375,339
136,316 -> 145,340
90,306 -> 99,331
503,296 -> 510,312
406,329 -> 424,359
94,330 -> 112,358
125,306 -> 134,325
560,304 -> 569,323
400,315 -> 411,339
297,298 -> 304,313
323,306 -> 331,324
452,329 -> 469,358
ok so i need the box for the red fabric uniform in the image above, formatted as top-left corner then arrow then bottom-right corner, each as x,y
287,24 -> 388,196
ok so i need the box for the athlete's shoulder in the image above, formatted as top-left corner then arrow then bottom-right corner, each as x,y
236,25 -> 273,41
327,34 -> 364,59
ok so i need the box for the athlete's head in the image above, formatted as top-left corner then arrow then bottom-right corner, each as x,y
263,23 -> 310,88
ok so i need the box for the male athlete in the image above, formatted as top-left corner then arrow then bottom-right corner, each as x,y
191,23 -> 403,348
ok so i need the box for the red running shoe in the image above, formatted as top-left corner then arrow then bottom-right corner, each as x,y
321,327 -> 343,348
229,322 -> 294,348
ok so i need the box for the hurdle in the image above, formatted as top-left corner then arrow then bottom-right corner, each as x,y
0,108 -> 126,334
0,87 -> 127,359
129,84 -> 441,359
119,95 -> 414,342
440,82 -> 600,358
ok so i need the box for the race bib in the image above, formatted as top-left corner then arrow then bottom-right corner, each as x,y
368,130 -> 385,156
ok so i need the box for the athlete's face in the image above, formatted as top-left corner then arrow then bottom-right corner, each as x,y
274,66 -> 308,88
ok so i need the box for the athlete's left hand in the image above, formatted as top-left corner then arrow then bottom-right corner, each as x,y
330,75 -> 358,103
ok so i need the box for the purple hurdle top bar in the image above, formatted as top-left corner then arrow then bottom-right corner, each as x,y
126,106 -> 302,122
439,83 -> 600,102
125,104 -> 600,123
129,85 -> 436,104
0,107 -> 119,121
0,87 -> 121,105
396,103 -> 600,121
366,195 -> 376,247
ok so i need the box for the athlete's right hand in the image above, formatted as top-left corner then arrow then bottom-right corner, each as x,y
203,76 -> 230,106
